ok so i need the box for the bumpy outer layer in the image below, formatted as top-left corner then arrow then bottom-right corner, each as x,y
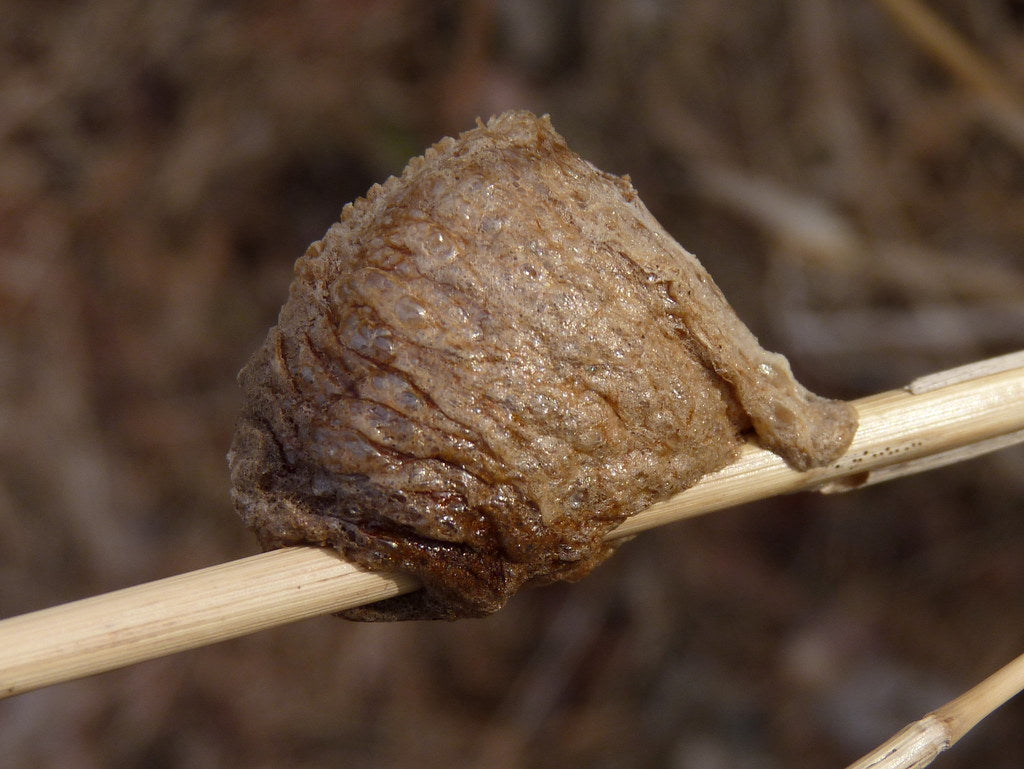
229,111 -> 857,621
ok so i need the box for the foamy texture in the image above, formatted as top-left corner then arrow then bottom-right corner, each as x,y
229,111 -> 856,620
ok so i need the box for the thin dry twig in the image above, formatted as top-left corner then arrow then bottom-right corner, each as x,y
844,650 -> 1024,769
0,353 -> 1022,713
874,0 -> 1024,151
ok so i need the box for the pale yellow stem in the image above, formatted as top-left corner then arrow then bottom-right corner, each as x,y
844,651 -> 1024,769
0,354 -> 1022,702
874,0 -> 1024,150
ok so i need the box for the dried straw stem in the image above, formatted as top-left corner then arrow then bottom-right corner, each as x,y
874,0 -> 1024,151
844,649 -> 1024,769
0,353 -> 1022,706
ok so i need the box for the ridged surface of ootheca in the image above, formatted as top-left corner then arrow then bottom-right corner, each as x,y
229,110 -> 857,620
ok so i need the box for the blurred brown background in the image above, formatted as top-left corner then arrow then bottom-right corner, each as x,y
2,1 -> 1023,767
